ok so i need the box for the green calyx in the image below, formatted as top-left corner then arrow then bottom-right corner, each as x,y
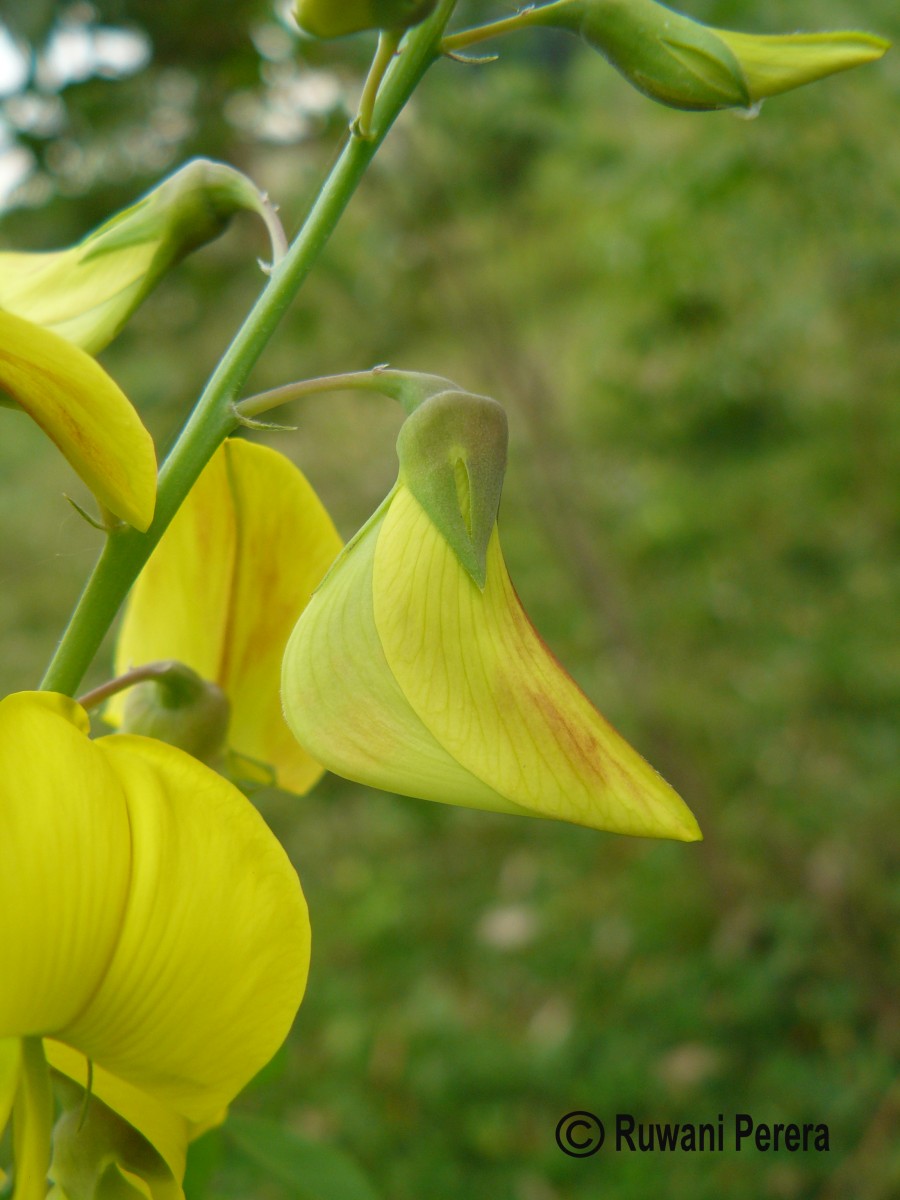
116,662 -> 231,766
294,0 -> 439,39
396,390 -> 508,589
84,157 -> 286,279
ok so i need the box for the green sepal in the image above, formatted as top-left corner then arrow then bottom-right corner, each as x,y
534,0 -> 749,110
79,158 -> 286,283
396,391 -> 508,589
49,1076 -> 179,1200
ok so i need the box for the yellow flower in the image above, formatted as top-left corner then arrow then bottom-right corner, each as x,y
111,438 -> 343,794
282,390 -> 701,841
530,0 -> 888,112
0,309 -> 156,530
0,690 -> 309,1200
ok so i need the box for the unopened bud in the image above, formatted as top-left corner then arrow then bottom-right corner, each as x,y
531,0 -> 888,112
117,662 -> 231,767
294,0 -> 438,39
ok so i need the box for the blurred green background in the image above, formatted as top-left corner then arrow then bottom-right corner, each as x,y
1,1 -> 898,1197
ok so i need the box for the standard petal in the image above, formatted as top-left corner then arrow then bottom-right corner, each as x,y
374,487 -> 702,841
59,734 -> 310,1126
282,499 -> 522,813
114,439 -> 342,793
0,311 -> 156,530
0,693 -> 133,1037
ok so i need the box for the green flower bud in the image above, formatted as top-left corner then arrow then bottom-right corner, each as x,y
0,159 -> 285,354
294,0 -> 438,39
532,0 -> 888,112
397,390 -> 508,589
116,662 -> 231,767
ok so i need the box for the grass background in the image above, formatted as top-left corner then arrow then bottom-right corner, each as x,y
1,1 -> 898,1196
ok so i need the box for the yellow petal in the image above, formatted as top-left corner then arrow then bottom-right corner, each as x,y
60,732 -> 310,1126
0,694 -> 133,1037
0,311 -> 156,529
113,439 -> 342,793
0,248 -> 152,355
1,691 -> 309,1146
282,496 -> 523,814
373,487 -> 701,840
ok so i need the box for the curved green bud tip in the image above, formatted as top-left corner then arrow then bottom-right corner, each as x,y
397,390 -> 508,589
294,0 -> 438,39
116,663 -> 231,767
0,158 -> 285,355
715,30 -> 890,102
534,0 -> 888,112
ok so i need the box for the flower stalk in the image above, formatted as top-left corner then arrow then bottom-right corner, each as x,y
39,0 -> 459,698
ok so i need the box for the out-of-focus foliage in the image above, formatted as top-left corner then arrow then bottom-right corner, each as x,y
1,2 -> 898,1198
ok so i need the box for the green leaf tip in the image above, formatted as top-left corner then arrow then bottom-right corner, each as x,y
396,390 -> 508,589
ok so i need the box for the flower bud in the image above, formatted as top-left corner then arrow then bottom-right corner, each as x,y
117,663 -> 231,768
0,159 -> 285,354
283,390 -> 701,842
294,0 -> 438,39
532,0 -> 888,112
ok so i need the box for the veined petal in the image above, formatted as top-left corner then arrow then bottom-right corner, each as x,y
282,498 -> 523,814
60,732 -> 310,1125
113,439 -> 342,793
0,311 -> 156,530
373,487 -> 701,841
0,694 -> 133,1036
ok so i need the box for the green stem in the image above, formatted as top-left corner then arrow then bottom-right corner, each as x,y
441,3 -> 563,54
40,0 -> 459,697
236,366 -> 461,419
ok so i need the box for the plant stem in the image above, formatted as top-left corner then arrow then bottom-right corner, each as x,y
40,0 -> 459,697
441,4 -> 560,54
236,366 -> 460,419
